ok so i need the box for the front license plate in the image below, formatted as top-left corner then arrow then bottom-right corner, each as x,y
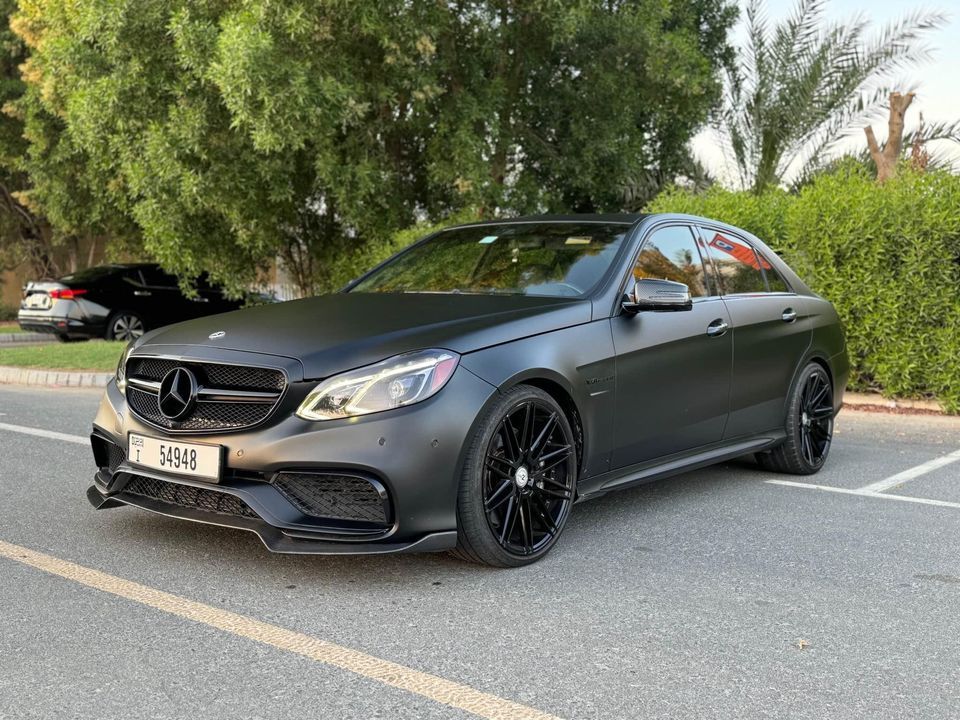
127,433 -> 222,481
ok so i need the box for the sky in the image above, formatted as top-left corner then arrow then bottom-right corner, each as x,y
691,0 -> 960,186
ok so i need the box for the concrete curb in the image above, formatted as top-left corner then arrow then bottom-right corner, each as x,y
0,365 -> 111,388
0,332 -> 55,344
844,392 -> 945,414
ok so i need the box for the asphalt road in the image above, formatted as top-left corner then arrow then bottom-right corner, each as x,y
2,384 -> 960,719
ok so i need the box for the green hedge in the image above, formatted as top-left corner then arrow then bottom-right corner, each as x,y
646,164 -> 960,412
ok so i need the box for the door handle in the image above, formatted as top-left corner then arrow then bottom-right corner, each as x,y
133,290 -> 152,297
706,319 -> 728,337
782,308 -> 797,323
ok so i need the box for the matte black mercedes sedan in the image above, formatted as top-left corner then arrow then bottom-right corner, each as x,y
88,214 -> 848,566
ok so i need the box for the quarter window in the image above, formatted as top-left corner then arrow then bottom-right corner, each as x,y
763,260 -> 790,292
633,226 -> 710,298
703,231 -> 766,294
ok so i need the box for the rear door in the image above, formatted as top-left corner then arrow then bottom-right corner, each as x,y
137,265 -> 193,327
609,224 -> 732,469
696,226 -> 812,438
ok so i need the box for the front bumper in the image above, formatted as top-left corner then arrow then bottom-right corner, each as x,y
89,359 -> 497,554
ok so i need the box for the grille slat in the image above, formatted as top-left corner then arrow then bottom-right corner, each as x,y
125,358 -> 285,432
123,475 -> 258,519
273,473 -> 389,524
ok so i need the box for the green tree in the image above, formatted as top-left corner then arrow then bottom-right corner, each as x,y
717,0 -> 946,193
12,0 -> 736,295
0,0 -> 53,277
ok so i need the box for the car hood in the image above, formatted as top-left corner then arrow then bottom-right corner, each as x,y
140,293 -> 592,379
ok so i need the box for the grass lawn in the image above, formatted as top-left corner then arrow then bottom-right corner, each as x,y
0,340 -> 125,372
0,323 -> 21,334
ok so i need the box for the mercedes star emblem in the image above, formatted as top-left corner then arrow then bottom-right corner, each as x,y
158,367 -> 198,420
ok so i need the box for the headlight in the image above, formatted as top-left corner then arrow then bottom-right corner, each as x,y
116,341 -> 135,391
297,349 -> 459,421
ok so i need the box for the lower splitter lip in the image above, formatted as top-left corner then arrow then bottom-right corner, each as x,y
86,484 -> 457,555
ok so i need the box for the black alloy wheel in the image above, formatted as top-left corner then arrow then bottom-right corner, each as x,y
454,385 -> 577,567
759,362 -> 834,475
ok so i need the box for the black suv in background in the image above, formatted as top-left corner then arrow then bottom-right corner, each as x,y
18,264 -> 244,341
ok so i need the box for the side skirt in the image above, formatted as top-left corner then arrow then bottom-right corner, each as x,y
576,432 -> 785,502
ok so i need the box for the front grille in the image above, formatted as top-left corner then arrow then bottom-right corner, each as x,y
127,358 -> 284,392
123,475 -> 258,519
273,472 -> 389,524
125,357 -> 286,433
128,387 -> 274,431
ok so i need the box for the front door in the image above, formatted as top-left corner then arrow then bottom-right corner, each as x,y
610,224 -> 732,470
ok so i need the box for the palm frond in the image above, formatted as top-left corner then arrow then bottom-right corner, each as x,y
714,0 -> 948,191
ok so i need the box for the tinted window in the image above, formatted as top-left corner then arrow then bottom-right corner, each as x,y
351,222 -> 628,298
703,231 -> 766,294
763,259 -> 790,292
140,266 -> 180,288
59,265 -> 125,284
633,225 -> 710,298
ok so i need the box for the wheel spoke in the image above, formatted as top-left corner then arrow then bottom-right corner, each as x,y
501,418 -> 521,462
808,383 -> 829,410
484,478 -> 514,511
538,486 -> 572,501
801,428 -> 814,463
532,495 -> 557,536
519,402 -> 534,453
485,455 -> 514,477
810,405 -> 833,420
518,499 -> 533,553
499,496 -> 518,545
536,446 -> 572,474
529,413 -> 557,457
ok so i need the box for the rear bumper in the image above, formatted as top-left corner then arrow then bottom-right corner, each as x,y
17,313 -> 102,338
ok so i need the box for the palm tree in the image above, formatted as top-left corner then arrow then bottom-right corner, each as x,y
718,0 -> 947,193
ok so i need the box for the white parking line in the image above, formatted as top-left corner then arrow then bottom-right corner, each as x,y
765,480 -> 960,510
857,448 -> 960,494
0,421 -> 88,446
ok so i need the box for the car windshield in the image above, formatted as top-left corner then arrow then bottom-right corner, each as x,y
350,222 -> 630,298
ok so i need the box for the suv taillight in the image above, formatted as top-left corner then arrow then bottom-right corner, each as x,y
49,288 -> 88,300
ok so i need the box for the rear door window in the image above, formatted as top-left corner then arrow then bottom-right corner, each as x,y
701,230 -> 767,295
140,266 -> 180,289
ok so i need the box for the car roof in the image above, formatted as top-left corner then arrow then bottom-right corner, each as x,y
449,213 -> 646,228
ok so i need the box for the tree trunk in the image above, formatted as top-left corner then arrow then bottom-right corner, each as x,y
864,92 -> 914,183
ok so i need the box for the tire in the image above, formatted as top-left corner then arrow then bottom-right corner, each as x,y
452,385 -> 577,567
758,362 -> 834,475
105,311 -> 145,341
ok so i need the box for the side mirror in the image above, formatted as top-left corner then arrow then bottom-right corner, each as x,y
622,278 -> 693,314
